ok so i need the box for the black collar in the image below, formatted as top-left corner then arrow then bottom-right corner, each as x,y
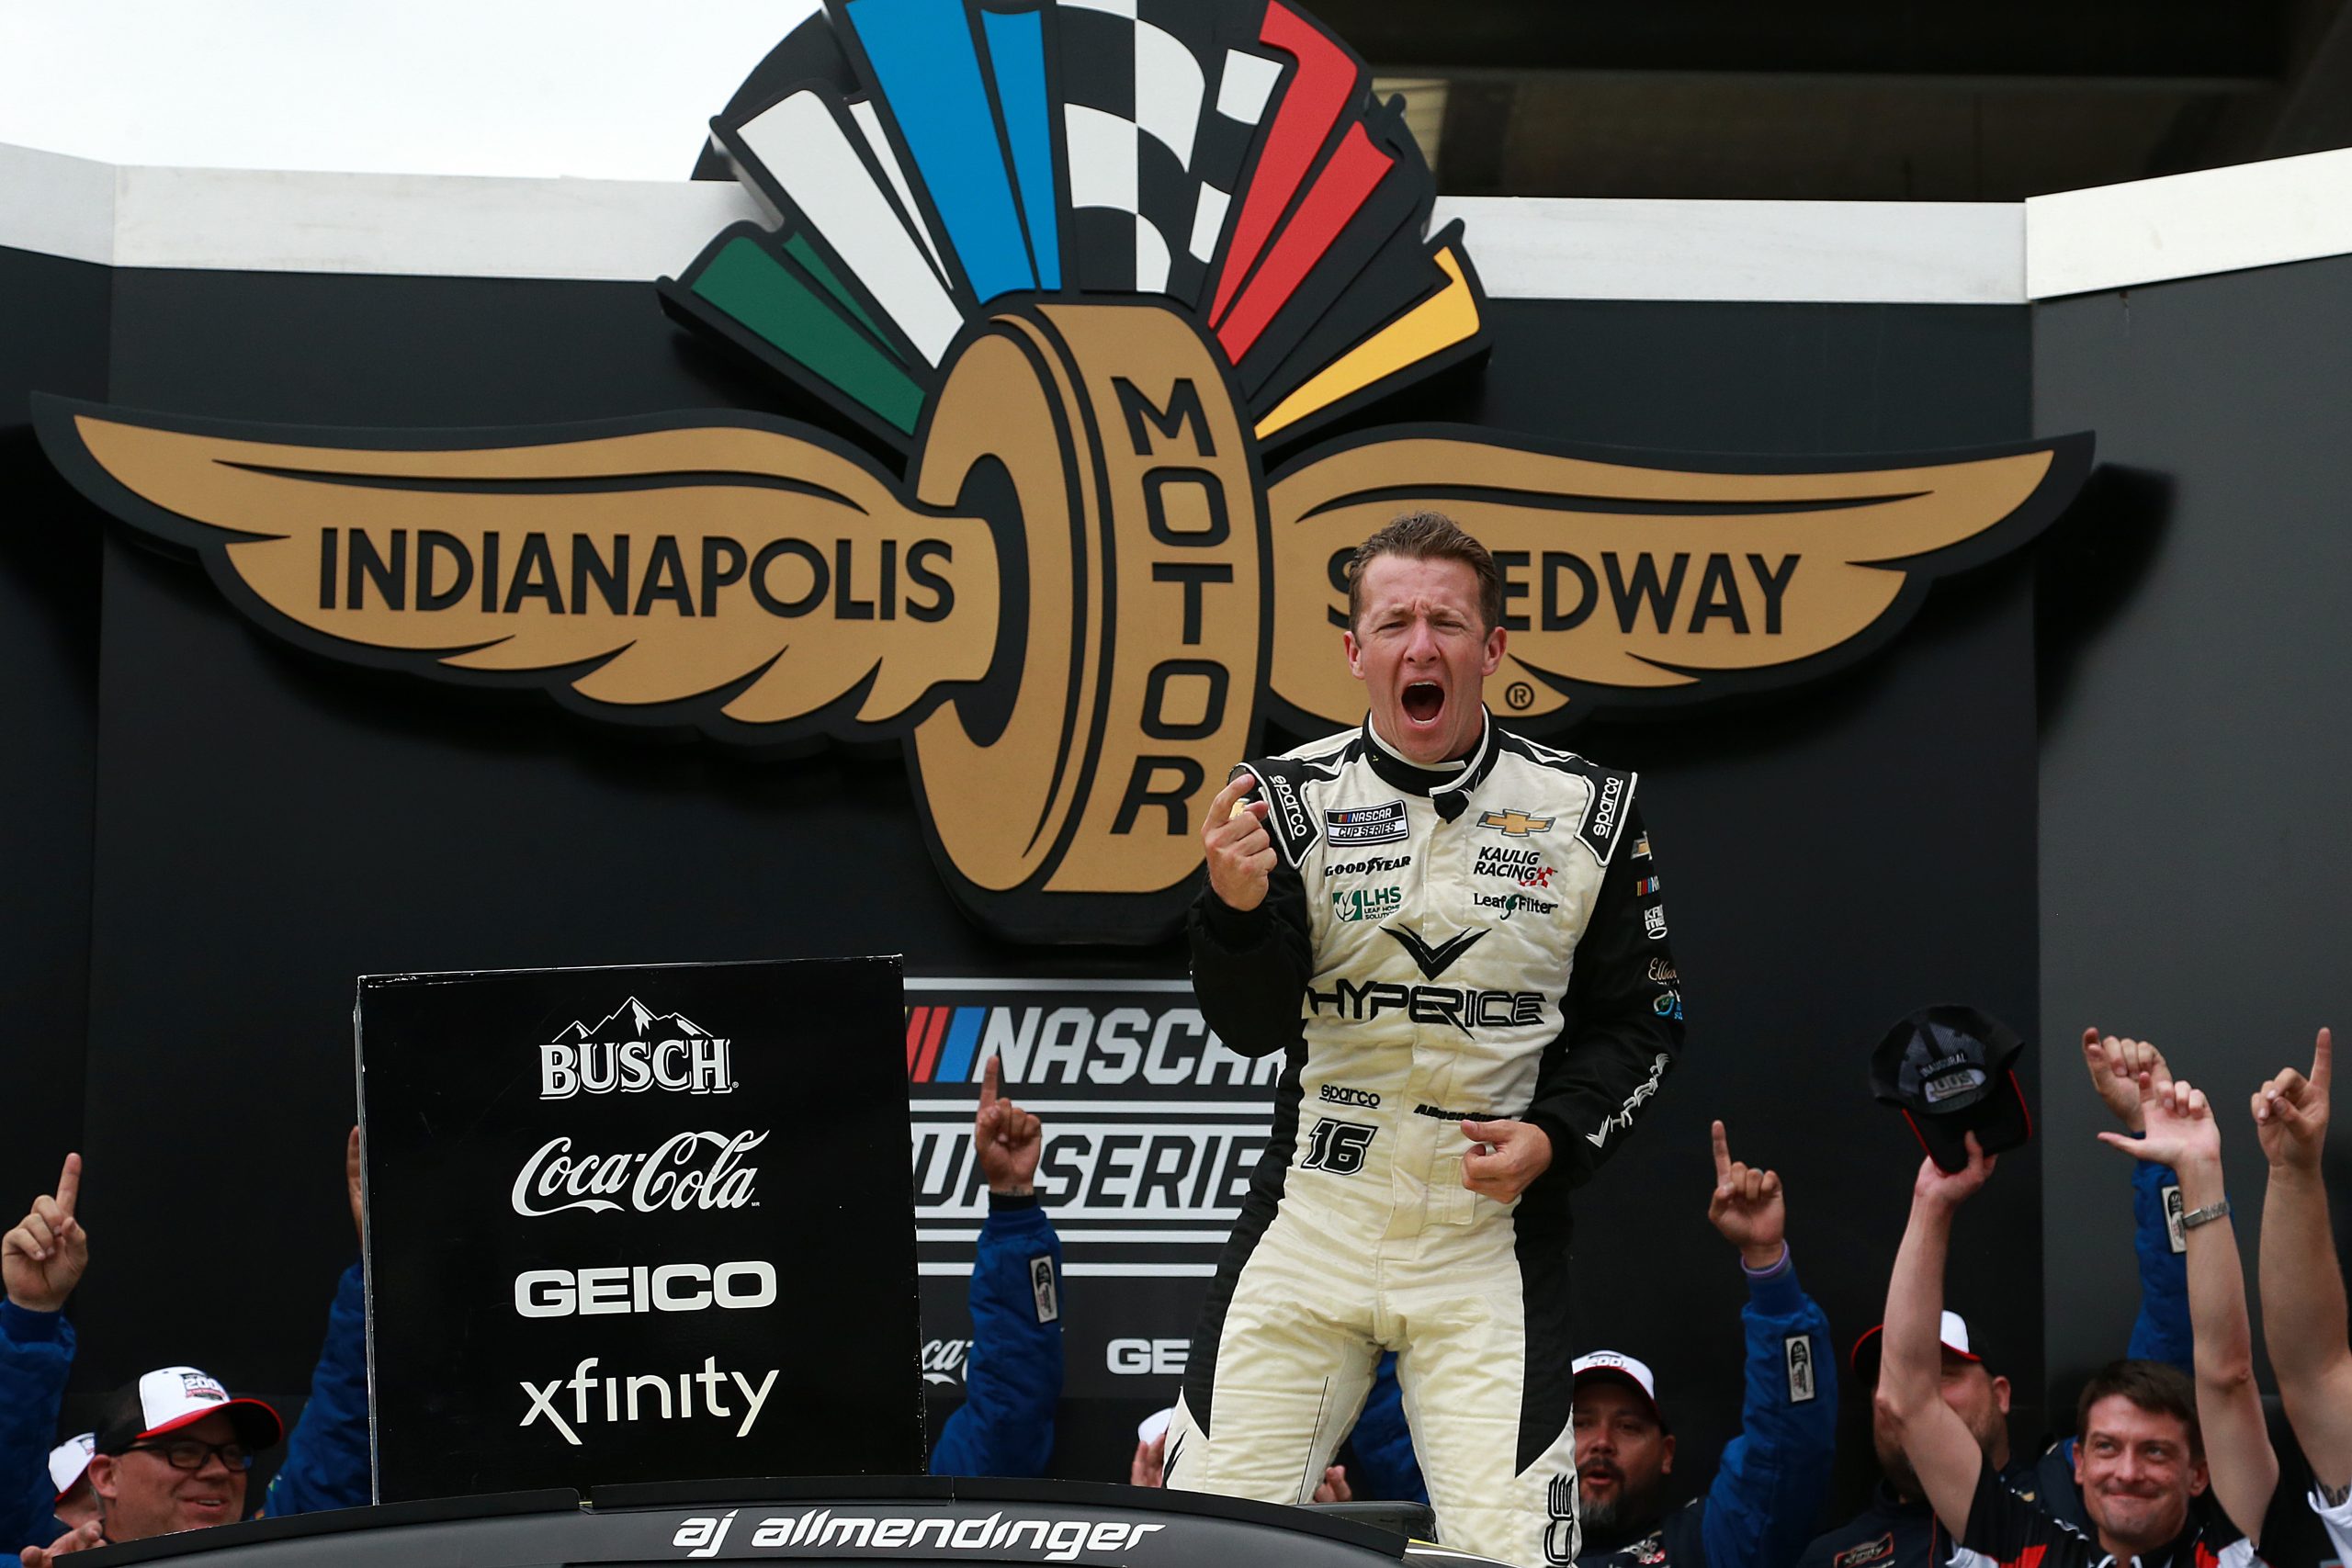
1360,711 -> 1501,819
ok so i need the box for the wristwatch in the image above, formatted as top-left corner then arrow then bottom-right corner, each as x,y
2180,1198 -> 2232,1230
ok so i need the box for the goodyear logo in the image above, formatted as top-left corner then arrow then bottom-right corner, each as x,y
33,0 -> 2089,946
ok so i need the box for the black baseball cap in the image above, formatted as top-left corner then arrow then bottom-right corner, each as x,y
1871,1004 -> 2032,1173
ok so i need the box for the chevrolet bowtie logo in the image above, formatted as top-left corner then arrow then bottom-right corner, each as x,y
29,0 -> 2092,947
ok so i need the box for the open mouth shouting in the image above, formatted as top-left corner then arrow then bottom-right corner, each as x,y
1402,680 -> 1445,726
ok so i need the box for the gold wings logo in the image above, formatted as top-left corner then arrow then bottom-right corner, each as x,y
34,0 -> 2089,944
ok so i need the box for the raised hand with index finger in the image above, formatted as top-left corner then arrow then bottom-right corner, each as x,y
2,1154 -> 88,1314
974,1055 -> 1042,1197
1706,1120 -> 1787,1269
2253,1026 -> 2332,1172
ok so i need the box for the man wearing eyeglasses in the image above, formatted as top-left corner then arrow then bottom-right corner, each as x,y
81,1368 -> 282,1546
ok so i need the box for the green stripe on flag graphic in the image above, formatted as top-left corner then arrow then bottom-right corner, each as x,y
783,232 -> 906,365
692,237 -> 924,434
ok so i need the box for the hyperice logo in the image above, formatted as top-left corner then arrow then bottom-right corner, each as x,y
35,0 -> 2089,946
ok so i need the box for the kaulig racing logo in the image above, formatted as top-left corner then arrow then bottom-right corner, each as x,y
34,0 -> 2089,945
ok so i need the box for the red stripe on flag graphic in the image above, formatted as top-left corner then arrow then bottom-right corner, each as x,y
905,1007 -> 930,1077
913,1003 -> 951,1083
1218,121 -> 1392,362
1209,2 -> 1358,325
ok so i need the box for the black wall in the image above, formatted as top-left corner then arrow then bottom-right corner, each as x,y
0,244 -> 104,1269
2,252 -> 2044,1502
2035,253 -> 2352,1412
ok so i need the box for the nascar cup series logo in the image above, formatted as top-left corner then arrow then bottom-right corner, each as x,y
33,0 -> 2089,945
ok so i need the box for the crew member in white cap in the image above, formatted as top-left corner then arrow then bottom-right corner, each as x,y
42,1439 -> 94,1533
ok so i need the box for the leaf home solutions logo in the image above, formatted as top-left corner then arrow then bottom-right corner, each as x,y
34,0 -> 2089,946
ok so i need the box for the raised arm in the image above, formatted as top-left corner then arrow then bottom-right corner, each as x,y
2253,1028 -> 2352,1496
2098,1048 -> 2278,1539
1875,1136 -> 1996,1541
2084,1031 -> 2193,1370
1188,773 -> 1312,1057
1698,1122 -> 1838,1568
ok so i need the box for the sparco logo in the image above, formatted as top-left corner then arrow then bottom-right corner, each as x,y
37,0 -> 2088,946
670,1508 -> 1167,1562
539,997 -> 734,1100
1318,1084 -> 1381,1108
1265,771 -> 1309,841
1589,775 -> 1623,840
510,1130 -> 764,1216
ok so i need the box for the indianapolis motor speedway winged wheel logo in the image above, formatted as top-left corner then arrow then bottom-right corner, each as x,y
35,0 -> 2090,944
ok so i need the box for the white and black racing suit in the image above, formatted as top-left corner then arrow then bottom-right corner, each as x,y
1167,712 -> 1683,1568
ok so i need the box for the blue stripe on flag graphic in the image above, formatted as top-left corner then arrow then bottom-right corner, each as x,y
980,6 -> 1060,291
936,1006 -> 985,1083
845,0 -> 1037,301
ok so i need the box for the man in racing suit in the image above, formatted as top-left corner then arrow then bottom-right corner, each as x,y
1168,513 -> 1683,1568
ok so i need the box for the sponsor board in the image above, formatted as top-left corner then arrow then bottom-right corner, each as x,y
359,957 -> 915,1498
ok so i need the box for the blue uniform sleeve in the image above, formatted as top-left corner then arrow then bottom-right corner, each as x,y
928,1197 -> 1063,1479
2127,1159 -> 2191,1371
0,1301 -> 74,1553
1696,1250 -> 1840,1568
262,1263 -> 371,1517
1347,1352 -> 1429,1505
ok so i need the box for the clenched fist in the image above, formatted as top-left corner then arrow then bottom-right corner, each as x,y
1203,772 -> 1275,912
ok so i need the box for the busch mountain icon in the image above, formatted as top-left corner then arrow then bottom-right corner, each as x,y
35,0 -> 2090,945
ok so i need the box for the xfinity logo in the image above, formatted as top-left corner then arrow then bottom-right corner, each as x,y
539,997 -> 734,1100
520,1355 -> 778,1445
510,1130 -> 764,1216
514,1260 -> 778,1317
671,1508 -> 1167,1561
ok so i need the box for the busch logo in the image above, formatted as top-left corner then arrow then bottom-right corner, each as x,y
510,1130 -> 765,1216
538,998 -> 733,1100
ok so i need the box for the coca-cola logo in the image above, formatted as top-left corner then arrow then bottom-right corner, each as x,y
510,1130 -> 766,1217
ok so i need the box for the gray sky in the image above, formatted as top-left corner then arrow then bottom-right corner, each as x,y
0,0 -> 821,179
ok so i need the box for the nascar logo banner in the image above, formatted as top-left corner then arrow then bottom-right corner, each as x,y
906,978 -> 1278,1402
357,957 -> 916,1500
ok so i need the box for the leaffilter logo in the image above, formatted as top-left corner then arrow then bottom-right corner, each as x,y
34,0 -> 2088,945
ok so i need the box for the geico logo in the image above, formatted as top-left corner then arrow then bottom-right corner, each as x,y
671,1508 -> 1168,1560
1306,979 -> 1548,1033
1105,1337 -> 1189,1375
513,1261 -> 778,1318
938,1007 -> 1283,1088
521,1355 -> 777,1446
510,1130 -> 764,1217
538,1037 -> 733,1100
912,1125 -> 1267,1217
